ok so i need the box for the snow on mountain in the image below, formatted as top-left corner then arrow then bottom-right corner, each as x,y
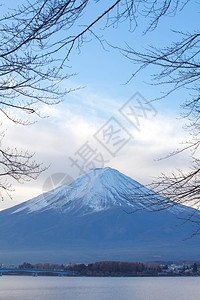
13,167 -> 187,216
1,167 -> 200,264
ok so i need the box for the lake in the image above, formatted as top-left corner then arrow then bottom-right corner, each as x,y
0,276 -> 199,299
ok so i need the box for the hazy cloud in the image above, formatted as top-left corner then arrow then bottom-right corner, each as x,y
0,90 -> 190,210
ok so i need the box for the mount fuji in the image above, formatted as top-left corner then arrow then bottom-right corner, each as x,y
0,167 -> 200,264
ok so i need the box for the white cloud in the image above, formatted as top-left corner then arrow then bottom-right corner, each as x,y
105,113 -> 191,184
0,91 -> 192,210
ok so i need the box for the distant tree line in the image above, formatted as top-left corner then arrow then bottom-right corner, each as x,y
17,261 -> 200,276
19,261 -> 160,277
72,261 -> 146,276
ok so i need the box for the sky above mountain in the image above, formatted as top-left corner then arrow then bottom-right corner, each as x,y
0,1 -> 199,210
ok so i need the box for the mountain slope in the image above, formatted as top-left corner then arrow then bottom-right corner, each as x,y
11,167 -> 184,215
0,167 -> 199,264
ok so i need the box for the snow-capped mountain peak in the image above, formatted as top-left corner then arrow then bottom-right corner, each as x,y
12,167 -> 184,216
3,168 -> 200,264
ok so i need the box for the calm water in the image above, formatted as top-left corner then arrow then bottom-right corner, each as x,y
0,276 -> 200,300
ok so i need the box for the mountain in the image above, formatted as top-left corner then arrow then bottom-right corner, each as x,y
0,167 -> 199,264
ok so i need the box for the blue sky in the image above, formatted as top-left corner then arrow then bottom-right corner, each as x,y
0,0 -> 199,209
